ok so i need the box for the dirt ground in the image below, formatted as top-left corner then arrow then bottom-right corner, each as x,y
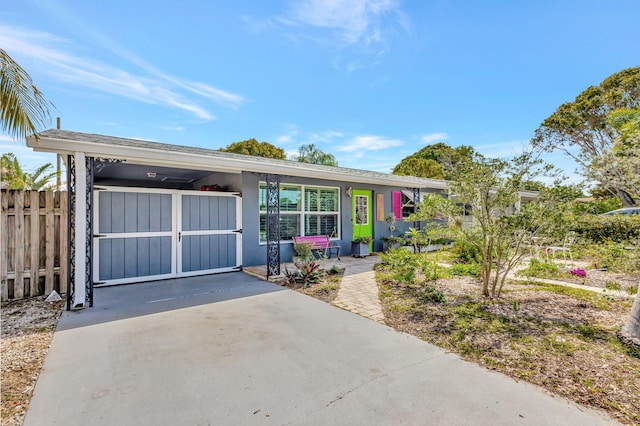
278,268 -> 344,303
379,275 -> 640,425
1,298 -> 64,426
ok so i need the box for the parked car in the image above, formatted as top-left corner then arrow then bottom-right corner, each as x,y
601,207 -> 640,216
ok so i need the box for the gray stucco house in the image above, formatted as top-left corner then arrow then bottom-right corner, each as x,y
28,129 -> 535,309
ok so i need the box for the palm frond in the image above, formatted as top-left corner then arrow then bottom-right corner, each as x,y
0,49 -> 52,142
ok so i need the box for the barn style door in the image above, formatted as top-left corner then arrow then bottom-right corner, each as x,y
93,187 -> 241,286
178,194 -> 242,276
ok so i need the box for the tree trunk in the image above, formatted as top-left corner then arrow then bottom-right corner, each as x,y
616,187 -> 637,207
620,288 -> 640,347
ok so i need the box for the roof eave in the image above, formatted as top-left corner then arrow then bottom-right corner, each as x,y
27,134 -> 449,189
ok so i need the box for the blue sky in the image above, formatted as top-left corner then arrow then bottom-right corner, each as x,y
1,0 -> 639,185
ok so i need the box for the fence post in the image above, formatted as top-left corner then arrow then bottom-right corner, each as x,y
45,190 -> 55,295
1,190 -> 8,301
14,192 -> 25,299
30,190 -> 40,296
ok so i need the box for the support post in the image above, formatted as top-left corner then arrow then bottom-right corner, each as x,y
73,152 -> 87,308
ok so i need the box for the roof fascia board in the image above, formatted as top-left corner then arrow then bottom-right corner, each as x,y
28,135 -> 449,189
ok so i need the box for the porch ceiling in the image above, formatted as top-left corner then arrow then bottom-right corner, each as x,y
94,161 -> 213,184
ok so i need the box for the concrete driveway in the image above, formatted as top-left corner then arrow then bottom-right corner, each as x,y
25,273 -> 615,425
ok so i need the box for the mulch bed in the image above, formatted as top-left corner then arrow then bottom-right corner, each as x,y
379,275 -> 640,425
1,298 -> 64,426
278,269 -> 344,303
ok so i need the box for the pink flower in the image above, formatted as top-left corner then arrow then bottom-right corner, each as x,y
570,268 -> 586,278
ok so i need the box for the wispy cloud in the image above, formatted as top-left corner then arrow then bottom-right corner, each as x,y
0,24 -> 245,121
275,125 -> 344,146
260,0 -> 409,66
160,126 -> 186,131
422,132 -> 448,144
337,135 -> 403,153
284,0 -> 406,45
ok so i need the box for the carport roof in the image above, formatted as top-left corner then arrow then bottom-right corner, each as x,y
28,129 -> 449,190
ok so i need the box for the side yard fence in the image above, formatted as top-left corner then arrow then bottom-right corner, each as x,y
1,189 -> 68,301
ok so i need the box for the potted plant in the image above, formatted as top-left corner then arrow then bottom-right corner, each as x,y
292,242 -> 314,267
351,236 -> 372,257
381,235 -> 404,251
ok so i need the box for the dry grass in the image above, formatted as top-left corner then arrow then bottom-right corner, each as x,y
379,273 -> 640,425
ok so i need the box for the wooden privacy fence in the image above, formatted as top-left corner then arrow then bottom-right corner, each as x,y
1,189 -> 68,301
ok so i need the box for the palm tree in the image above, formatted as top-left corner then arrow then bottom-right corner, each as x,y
1,48 -> 52,141
0,153 -> 57,189
293,144 -> 338,166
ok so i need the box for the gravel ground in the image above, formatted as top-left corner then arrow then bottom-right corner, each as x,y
1,298 -> 64,426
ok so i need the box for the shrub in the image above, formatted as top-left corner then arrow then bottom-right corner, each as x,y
580,241 -> 640,272
518,258 -> 561,279
451,239 -> 481,264
450,263 -> 481,277
572,215 -> 640,243
415,285 -> 447,304
352,236 -> 372,244
420,259 -> 451,281
285,261 -> 323,288
328,265 -> 342,275
379,248 -> 420,272
571,197 -> 623,216
293,242 -> 314,262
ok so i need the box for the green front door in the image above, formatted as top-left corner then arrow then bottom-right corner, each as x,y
352,189 -> 373,249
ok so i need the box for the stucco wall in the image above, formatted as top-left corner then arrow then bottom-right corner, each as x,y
194,172 -> 242,192
239,172 -> 442,266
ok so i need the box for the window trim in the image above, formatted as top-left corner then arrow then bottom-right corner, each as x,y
259,182 -> 341,244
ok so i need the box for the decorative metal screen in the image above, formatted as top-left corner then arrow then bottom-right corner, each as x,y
265,174 -> 281,278
412,187 -> 421,230
85,156 -> 94,307
66,155 -> 75,311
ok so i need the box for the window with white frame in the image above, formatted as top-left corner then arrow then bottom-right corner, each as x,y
259,183 -> 340,242
401,192 -> 415,219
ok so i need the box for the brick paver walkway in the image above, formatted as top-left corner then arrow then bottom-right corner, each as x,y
333,257 -> 384,323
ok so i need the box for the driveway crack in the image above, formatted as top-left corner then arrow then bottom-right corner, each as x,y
282,355 -> 437,425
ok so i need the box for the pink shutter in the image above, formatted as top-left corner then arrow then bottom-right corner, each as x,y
392,191 -> 401,220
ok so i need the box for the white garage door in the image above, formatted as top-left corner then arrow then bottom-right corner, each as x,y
93,187 -> 242,286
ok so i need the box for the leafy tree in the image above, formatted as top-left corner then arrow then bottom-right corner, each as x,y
219,138 -> 286,159
531,67 -> 640,206
588,108 -> 640,203
1,48 -> 52,141
589,107 -> 640,347
291,143 -> 338,166
1,153 -> 58,189
392,142 -> 475,179
407,152 -> 563,298
392,157 -> 444,179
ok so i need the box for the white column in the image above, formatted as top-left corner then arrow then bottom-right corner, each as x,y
73,151 -> 87,308
515,196 -> 522,213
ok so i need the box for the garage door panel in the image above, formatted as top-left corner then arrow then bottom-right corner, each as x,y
181,235 -> 237,272
98,236 -> 172,281
182,195 -> 236,231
